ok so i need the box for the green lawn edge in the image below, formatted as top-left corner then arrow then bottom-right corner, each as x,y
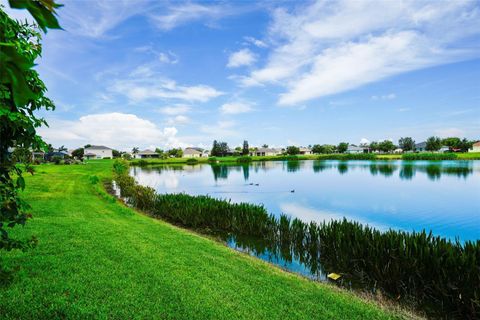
0,160 -> 408,319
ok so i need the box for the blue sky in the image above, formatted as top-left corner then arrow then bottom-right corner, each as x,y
3,0 -> 480,150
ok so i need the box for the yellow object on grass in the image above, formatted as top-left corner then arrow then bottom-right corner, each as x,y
327,273 -> 342,280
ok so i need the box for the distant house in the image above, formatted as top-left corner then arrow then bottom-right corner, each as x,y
45,149 -> 69,161
84,145 -> 113,159
32,151 -> 45,160
250,147 -> 282,157
184,147 -> 204,158
133,150 -> 159,159
346,145 -> 369,154
469,141 -> 480,153
393,148 -> 403,154
415,142 -> 427,152
298,147 -> 312,155
439,146 -> 450,153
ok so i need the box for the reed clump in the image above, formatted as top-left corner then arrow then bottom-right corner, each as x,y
402,153 -> 458,160
112,159 -> 479,319
317,154 -> 377,160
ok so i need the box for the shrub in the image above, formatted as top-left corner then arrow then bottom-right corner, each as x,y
402,153 -> 457,160
186,158 -> 199,165
208,157 -> 218,163
52,156 -> 62,164
317,153 -> 377,160
236,156 -> 252,163
103,157 -> 111,159
137,159 -> 149,166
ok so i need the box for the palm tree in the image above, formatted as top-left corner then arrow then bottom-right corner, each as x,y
132,147 -> 139,154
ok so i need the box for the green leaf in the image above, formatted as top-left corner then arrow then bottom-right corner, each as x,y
8,0 -> 63,33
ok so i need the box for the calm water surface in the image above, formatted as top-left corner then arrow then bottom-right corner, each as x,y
131,160 -> 480,242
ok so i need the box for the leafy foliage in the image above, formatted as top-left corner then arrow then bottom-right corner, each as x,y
398,137 -> 415,151
337,142 -> 349,153
426,136 -> 442,151
286,146 -> 300,155
0,2 -> 61,282
402,153 -> 458,160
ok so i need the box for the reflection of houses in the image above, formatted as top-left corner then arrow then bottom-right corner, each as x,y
84,145 -> 113,159
134,150 -> 159,159
346,145 -> 369,154
469,141 -> 480,153
415,142 -> 427,152
299,147 -> 312,155
184,147 -> 204,158
250,147 -> 282,157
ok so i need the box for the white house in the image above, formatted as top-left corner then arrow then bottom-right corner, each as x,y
250,147 -> 282,157
469,141 -> 480,153
298,147 -> 312,155
84,145 -> 113,159
134,150 -> 159,159
346,145 -> 369,154
184,147 -> 204,158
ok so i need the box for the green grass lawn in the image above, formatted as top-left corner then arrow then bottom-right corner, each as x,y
0,160 -> 404,319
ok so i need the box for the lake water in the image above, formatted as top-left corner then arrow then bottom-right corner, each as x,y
131,160 -> 480,243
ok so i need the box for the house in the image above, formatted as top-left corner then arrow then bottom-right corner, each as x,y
84,145 -> 113,159
439,146 -> 450,153
133,149 -> 159,159
32,151 -> 45,160
250,147 -> 282,157
346,145 -> 369,154
299,147 -> 312,155
415,142 -> 427,152
393,148 -> 403,154
45,149 -> 69,161
469,141 -> 480,153
184,147 -> 204,158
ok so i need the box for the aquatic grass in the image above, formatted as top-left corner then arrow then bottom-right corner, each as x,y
236,156 -> 252,163
185,158 -> 199,165
402,153 -> 458,160
317,153 -> 377,160
113,159 -> 480,318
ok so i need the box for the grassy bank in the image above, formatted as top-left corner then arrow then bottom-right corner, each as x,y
130,152 -> 480,166
0,160 -> 399,319
114,160 -> 479,319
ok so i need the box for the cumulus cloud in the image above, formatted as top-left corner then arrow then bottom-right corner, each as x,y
360,138 -> 370,145
167,115 -> 190,125
227,49 -> 256,68
238,1 -> 480,105
220,102 -> 253,114
38,112 -> 187,150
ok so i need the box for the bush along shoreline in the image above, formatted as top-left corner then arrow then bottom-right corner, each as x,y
112,159 -> 479,319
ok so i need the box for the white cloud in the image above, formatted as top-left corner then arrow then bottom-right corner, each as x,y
227,49 -> 256,68
371,93 -> 396,101
398,107 -> 411,112
149,3 -> 233,31
157,104 -> 191,115
435,127 -> 466,138
360,138 -> 370,145
220,102 -> 253,114
243,36 -> 267,48
38,112 -> 187,150
111,77 -> 223,103
239,1 -> 480,105
167,115 -> 190,125
158,51 -> 178,64
200,120 -> 238,137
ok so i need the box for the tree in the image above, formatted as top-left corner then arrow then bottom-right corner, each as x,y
398,137 -> 415,152
458,138 -> 473,153
132,147 -> 139,154
71,148 -> 84,159
211,141 -> 229,157
242,140 -> 249,155
378,140 -> 396,153
442,137 -> 461,151
112,149 -> 121,158
167,148 -> 183,158
337,142 -> 349,153
311,144 -> 323,154
211,140 -> 219,157
426,136 -> 442,151
1,1 -> 62,281
262,144 -> 268,148
369,141 -> 379,152
286,146 -> 300,155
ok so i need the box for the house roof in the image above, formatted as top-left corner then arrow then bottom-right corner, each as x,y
85,145 -> 112,150
299,147 -> 311,152
136,149 -> 157,155
473,141 -> 480,147
415,142 -> 427,148
184,148 -> 203,155
255,147 -> 279,153
347,145 -> 365,151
